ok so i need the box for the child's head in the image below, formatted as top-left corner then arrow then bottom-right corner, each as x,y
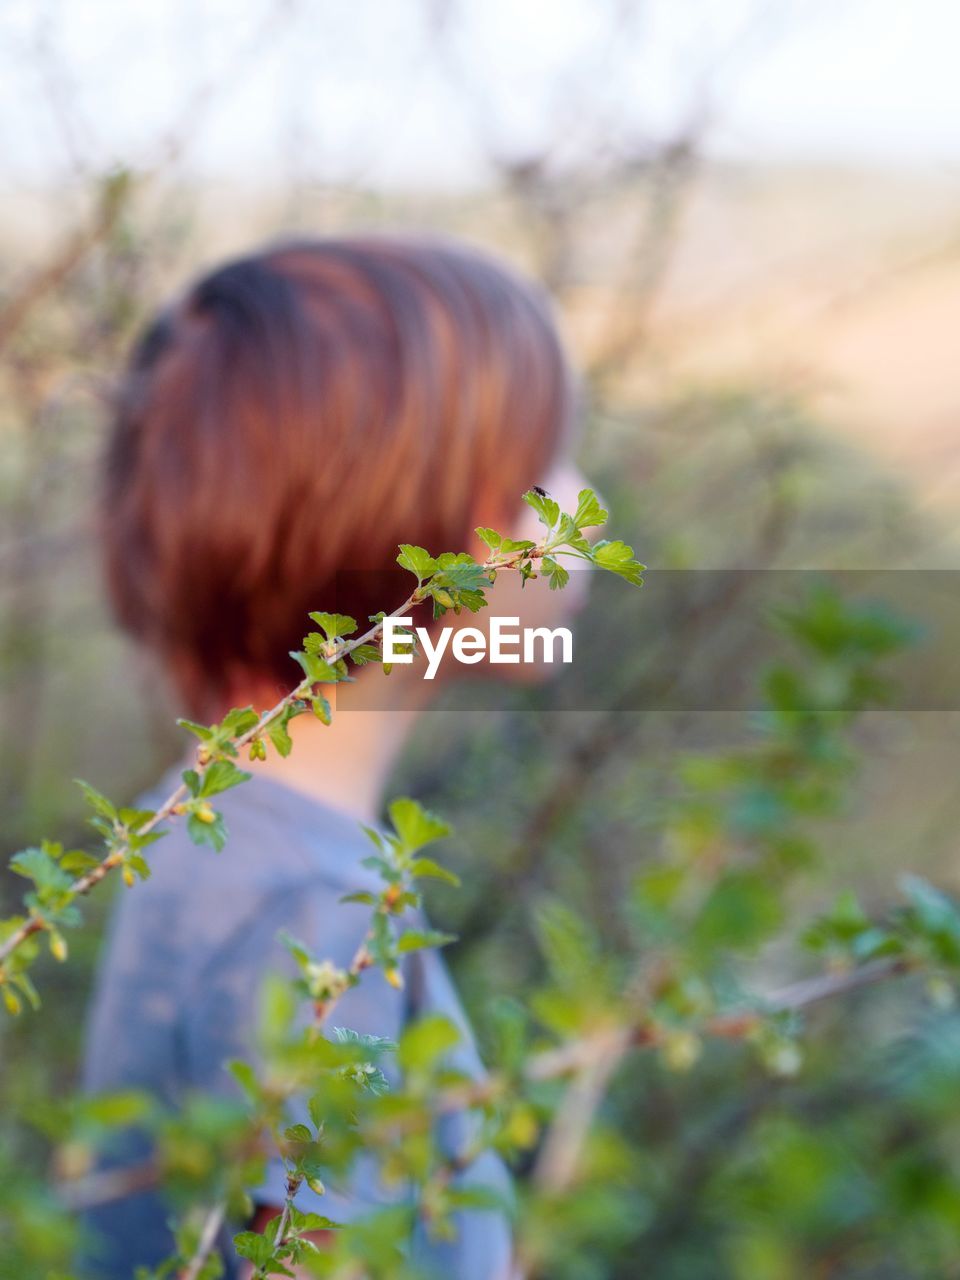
102,236 -> 578,714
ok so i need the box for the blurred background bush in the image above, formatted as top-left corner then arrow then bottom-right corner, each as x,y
3,2 -> 960,1276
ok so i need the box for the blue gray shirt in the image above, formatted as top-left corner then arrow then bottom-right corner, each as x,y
81,768 -> 511,1278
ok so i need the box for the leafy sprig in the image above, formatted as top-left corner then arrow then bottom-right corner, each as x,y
0,488 -> 641,1004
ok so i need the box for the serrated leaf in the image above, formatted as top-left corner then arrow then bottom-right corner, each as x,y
10,848 -> 73,895
187,811 -> 227,853
75,780 -> 118,823
397,1013 -> 460,1074
388,797 -> 451,855
176,719 -> 214,742
233,1231 -> 274,1268
397,929 -> 457,954
308,612 -> 358,642
59,850 -> 100,874
397,544 -> 438,582
267,717 -> 294,758
227,1059 -> 260,1101
199,759 -> 252,799
475,527 -> 503,551
291,649 -> 339,683
591,539 -> 645,586
523,489 -> 560,530
542,557 -> 570,591
573,487 -> 609,530
348,643 -> 382,666
219,706 -> 260,737
409,857 -> 461,887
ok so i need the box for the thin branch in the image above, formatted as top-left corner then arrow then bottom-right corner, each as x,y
178,1202 -> 225,1280
0,540 -> 552,973
56,953 -> 916,1224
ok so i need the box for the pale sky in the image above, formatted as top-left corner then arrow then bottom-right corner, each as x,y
1,0 -> 958,187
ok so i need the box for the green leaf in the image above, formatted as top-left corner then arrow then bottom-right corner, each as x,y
311,693 -> 332,725
75,780 -> 119,823
397,928 -> 457,954
307,612 -> 358,642
475,527 -> 503,552
10,848 -> 73,896
397,1013 -> 460,1074
522,489 -> 560,530
12,971 -> 40,1011
219,706 -> 261,737
388,797 -> 451,855
409,857 -> 461,887
397,544 -> 438,582
187,811 -> 228,853
900,874 -> 960,965
292,1212 -> 341,1232
348,643 -> 382,666
227,1059 -> 260,1102
291,649 -> 339,683
233,1231 -> 274,1268
591,539 -> 645,586
573,487 -> 609,530
199,759 -> 252,799
175,718 -> 214,742
279,932 -> 313,968
541,556 -> 570,591
695,871 -> 784,952
266,716 -> 294,759
535,900 -> 597,989
59,850 -> 100,874
284,1123 -> 313,1144
340,890 -> 377,906
331,1026 -> 397,1057
127,853 -> 151,882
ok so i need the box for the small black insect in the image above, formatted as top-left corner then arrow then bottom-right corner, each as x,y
532,485 -> 550,498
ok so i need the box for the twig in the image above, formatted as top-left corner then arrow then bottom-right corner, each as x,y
178,1202 -> 225,1280
0,540 -> 548,971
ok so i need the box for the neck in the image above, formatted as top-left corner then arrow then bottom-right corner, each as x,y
220,669 -> 430,824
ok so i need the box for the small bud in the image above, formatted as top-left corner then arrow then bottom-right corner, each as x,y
197,746 -> 212,766
385,967 -> 404,990
765,1041 -> 803,1078
53,1140 -> 92,1182
504,1105 -> 538,1150
384,884 -> 402,912
248,738 -> 267,762
122,866 -> 136,888
3,986 -> 21,1016
305,1175 -> 325,1197
305,960 -> 349,1002
382,662 -> 393,676
49,931 -> 68,963
312,697 -> 332,726
433,588 -> 454,610
171,803 -> 187,816
927,975 -> 956,1010
660,1029 -> 701,1073
196,803 -> 217,825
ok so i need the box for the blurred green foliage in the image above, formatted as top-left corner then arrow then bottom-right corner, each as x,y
4,181 -> 960,1279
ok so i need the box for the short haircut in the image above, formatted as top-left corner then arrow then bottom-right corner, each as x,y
101,236 -> 573,713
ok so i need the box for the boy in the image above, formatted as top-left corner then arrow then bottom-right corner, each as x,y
85,236 -> 589,1277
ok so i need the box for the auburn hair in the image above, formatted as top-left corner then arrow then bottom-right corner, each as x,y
101,236 -> 572,713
